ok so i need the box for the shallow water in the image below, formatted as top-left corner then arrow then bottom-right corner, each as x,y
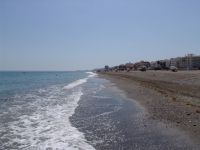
0,71 -> 95,150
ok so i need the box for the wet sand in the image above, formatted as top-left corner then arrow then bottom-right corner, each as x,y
99,71 -> 200,144
70,77 -> 199,149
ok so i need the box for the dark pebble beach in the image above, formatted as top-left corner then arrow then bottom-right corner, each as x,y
70,76 -> 199,150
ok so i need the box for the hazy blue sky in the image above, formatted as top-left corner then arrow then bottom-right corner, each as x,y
1,0 -> 200,71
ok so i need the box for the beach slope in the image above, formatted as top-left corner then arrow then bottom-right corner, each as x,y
99,71 -> 200,143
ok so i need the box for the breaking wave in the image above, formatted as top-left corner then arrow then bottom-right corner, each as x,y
0,72 -> 96,150
63,78 -> 88,90
63,72 -> 96,90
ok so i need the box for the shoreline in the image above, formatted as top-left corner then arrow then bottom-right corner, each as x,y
98,70 -> 200,144
71,76 -> 199,149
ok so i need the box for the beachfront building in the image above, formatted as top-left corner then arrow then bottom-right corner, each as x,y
150,61 -> 161,70
134,61 -> 150,70
150,60 -> 169,70
100,54 -> 200,72
162,59 -> 171,68
170,54 -> 200,70
170,58 -> 178,67
125,63 -> 134,71
157,60 -> 170,70
176,56 -> 191,69
183,54 -> 200,70
111,66 -> 118,72
118,64 -> 126,71
192,55 -> 200,69
150,61 -> 165,70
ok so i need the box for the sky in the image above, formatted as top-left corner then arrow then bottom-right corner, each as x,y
0,0 -> 200,71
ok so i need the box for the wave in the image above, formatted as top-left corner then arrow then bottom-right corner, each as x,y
6,88 -> 95,150
63,78 -> 88,90
86,72 -> 97,78
1,74 -> 96,149
63,72 -> 96,90
92,95 -> 111,99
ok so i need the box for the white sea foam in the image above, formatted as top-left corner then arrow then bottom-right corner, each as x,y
63,78 -> 88,90
63,72 -> 96,90
38,88 -> 47,93
86,72 -> 97,78
1,78 -> 95,149
92,96 -> 111,99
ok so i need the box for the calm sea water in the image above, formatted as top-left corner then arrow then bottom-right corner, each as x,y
0,71 -> 96,150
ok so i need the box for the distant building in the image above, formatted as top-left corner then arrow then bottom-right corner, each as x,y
150,60 -> 170,70
150,61 -> 160,70
158,60 -> 170,69
125,62 -> 134,71
134,61 -> 150,70
170,54 -> 200,70
170,58 -> 179,67
192,55 -> 200,69
118,64 -> 126,71
164,59 -> 171,68
100,53 -> 200,72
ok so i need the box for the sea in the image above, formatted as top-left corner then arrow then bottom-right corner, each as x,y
0,71 -> 198,150
0,71 -> 96,150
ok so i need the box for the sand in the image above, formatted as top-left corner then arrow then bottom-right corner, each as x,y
99,70 -> 200,144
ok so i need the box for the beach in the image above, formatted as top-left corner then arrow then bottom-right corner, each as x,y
2,0 -> 200,149
70,75 -> 199,149
99,70 -> 200,144
1,71 -> 200,149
